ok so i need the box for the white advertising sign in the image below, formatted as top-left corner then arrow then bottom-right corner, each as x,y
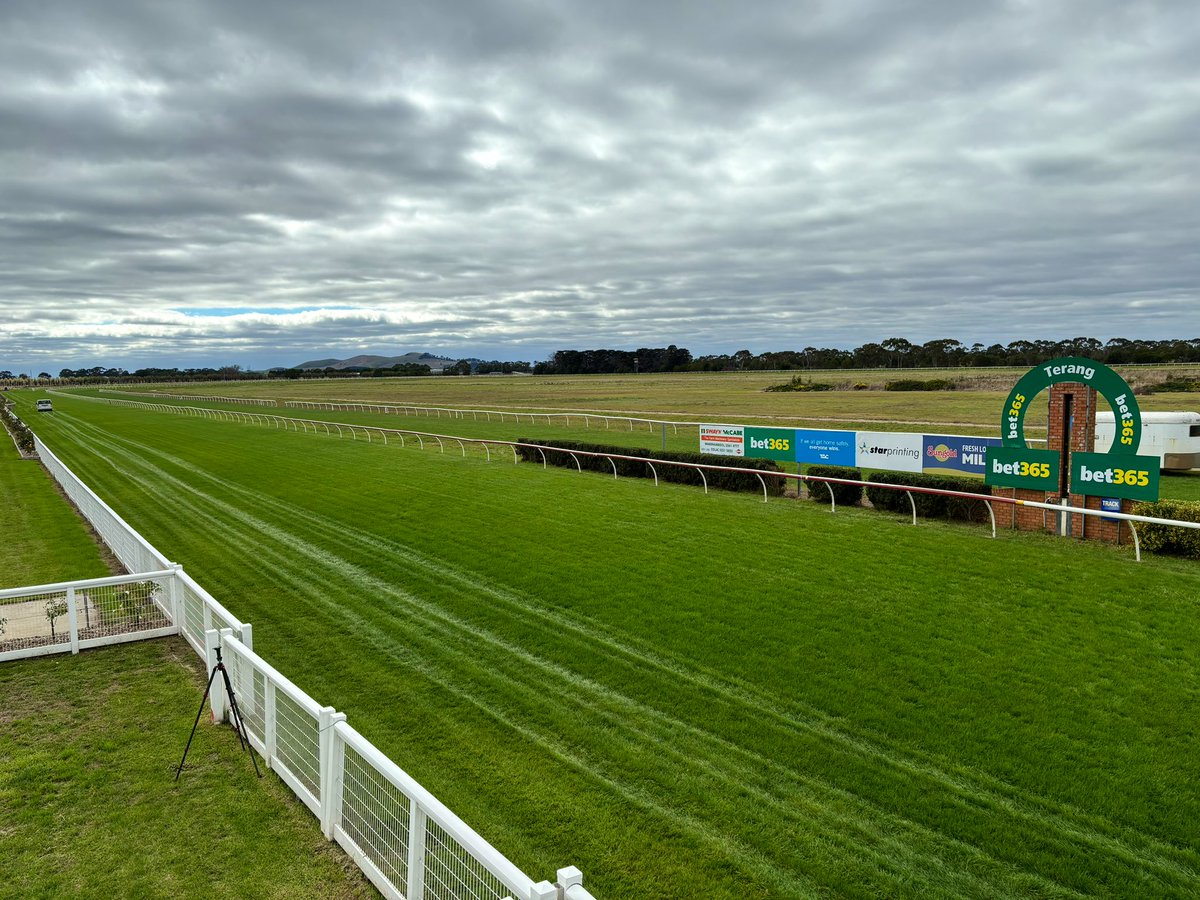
856,431 -> 923,472
699,424 -> 745,457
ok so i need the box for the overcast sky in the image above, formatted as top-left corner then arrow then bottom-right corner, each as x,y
2,0 -> 1198,371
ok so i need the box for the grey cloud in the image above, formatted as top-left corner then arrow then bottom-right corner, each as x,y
1,0 -> 1198,371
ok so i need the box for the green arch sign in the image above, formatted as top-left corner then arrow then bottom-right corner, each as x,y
1000,357 -> 1142,453
986,358 -> 1159,501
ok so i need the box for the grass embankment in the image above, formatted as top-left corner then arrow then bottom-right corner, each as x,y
17,390 -> 1200,898
0,414 -> 374,899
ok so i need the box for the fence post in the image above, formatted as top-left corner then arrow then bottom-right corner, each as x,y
319,707 -> 347,840
167,565 -> 184,631
264,681 -> 277,771
206,629 -> 228,722
529,882 -> 557,900
407,804 -> 427,899
67,587 -> 79,655
240,622 -> 253,652
557,866 -> 597,899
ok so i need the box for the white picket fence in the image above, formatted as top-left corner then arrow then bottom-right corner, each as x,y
5,432 -> 595,900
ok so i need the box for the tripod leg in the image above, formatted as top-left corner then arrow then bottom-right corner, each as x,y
174,663 -> 220,781
219,663 -> 263,779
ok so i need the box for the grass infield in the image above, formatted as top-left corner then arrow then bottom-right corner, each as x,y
12,389 -> 1200,898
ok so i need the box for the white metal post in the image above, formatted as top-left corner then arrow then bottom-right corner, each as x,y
67,587 -> 79,654
240,622 -> 253,651
407,804 -> 427,899
318,706 -> 347,840
205,629 -> 228,722
264,681 -> 277,770
167,565 -> 184,630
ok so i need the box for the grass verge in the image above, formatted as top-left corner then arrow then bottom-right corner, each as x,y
0,638 -> 375,899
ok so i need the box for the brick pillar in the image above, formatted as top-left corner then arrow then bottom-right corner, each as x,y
995,486 -> 1055,533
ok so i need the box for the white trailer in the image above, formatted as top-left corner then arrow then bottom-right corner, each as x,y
1095,411 -> 1200,472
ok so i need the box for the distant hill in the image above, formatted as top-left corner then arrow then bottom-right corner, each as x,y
294,352 -> 459,372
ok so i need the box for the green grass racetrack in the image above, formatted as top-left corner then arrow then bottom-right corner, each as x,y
16,391 -> 1200,898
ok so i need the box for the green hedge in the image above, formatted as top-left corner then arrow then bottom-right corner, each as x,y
866,472 -> 993,521
1,403 -> 34,454
1145,378 -> 1200,393
804,465 -> 863,506
515,439 -> 786,496
883,379 -> 956,391
1131,499 -> 1200,558
764,376 -> 834,393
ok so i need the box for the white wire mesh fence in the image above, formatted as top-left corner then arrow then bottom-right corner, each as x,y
11,432 -> 584,899
0,571 -> 178,662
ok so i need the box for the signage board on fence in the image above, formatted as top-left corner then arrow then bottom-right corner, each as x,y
1101,496 -> 1121,522
743,427 -> 794,462
856,431 -> 923,472
699,424 -> 744,457
794,429 -> 856,466
921,435 -> 1001,477
985,446 -> 1060,491
1070,452 -> 1161,502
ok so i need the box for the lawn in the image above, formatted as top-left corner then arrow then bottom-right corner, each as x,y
104,365 -> 1200,433
0,421 -> 110,587
0,414 -> 375,899
12,389 -> 1200,898
73,385 -> 1200,500
0,639 -> 375,899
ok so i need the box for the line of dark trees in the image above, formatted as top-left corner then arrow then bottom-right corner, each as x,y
534,337 -> 1200,374
5,337 -> 1199,386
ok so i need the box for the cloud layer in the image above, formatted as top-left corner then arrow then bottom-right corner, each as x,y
2,0 -> 1198,369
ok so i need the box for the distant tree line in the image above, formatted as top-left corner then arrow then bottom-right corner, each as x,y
534,337 -> 1200,375
5,337 -> 1198,386
533,346 -> 694,375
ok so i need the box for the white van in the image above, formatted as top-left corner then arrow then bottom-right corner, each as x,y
36,399 -> 53,412
1096,411 -> 1200,471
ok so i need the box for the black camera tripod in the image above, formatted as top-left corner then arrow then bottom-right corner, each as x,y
175,645 -> 262,780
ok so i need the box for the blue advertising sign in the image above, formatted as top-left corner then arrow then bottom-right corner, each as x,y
922,435 -> 1001,477
1100,497 -> 1121,522
794,429 -> 856,466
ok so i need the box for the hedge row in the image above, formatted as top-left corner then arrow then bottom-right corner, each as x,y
1,402 -> 34,454
883,378 -> 957,391
804,465 -> 864,506
764,376 -> 834,393
1146,378 -> 1200,393
515,439 -> 786,496
865,472 -> 994,522
1132,499 -> 1200,558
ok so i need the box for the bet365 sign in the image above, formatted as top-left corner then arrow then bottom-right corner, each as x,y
984,358 -> 1159,501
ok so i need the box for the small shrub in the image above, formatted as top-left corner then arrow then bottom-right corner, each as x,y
804,465 -> 863,506
1132,499 -> 1200,558
883,379 -> 957,392
516,439 -> 785,496
45,598 -> 68,641
866,472 -> 993,521
852,382 -> 870,390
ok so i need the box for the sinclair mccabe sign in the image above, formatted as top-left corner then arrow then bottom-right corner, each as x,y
984,357 -> 1159,501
